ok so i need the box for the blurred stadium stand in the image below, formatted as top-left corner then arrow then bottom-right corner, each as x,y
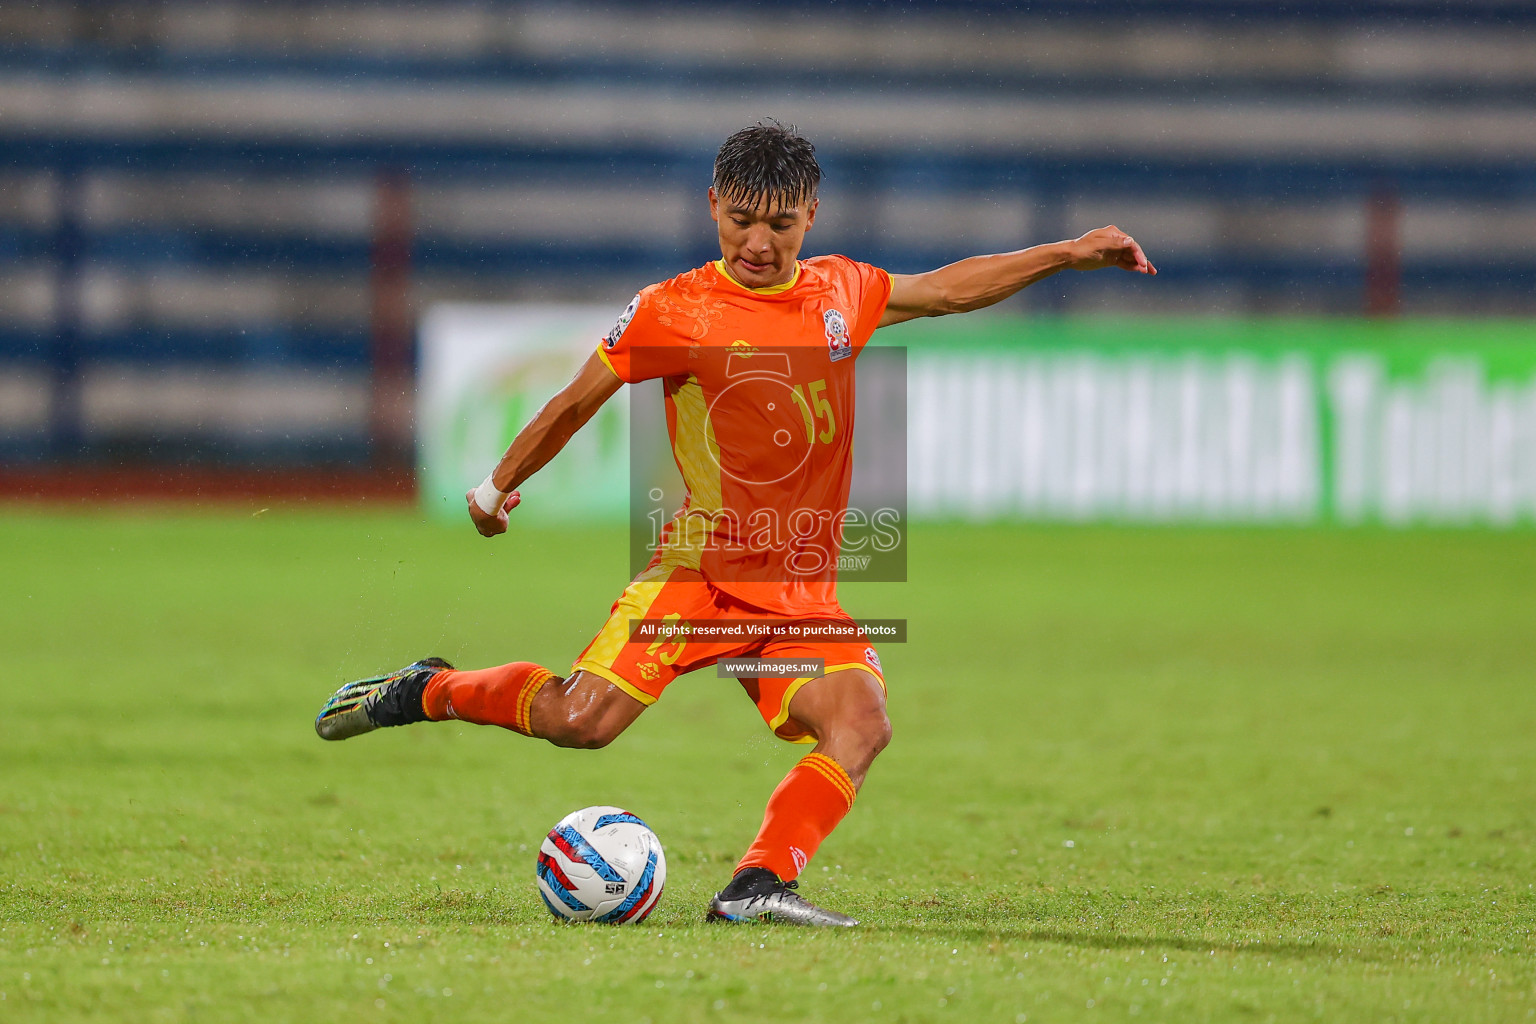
1,1 -> 1534,492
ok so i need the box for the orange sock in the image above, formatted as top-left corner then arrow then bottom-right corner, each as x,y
736,753 -> 857,881
421,662 -> 556,736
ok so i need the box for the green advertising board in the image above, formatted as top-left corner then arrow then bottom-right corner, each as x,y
884,317 -> 1536,526
420,307 -> 1536,527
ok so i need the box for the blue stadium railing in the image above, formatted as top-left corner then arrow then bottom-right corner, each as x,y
4,138 -> 1532,277
3,45 -> 1533,106
4,3 -> 1536,470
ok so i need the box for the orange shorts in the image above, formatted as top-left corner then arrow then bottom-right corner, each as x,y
571,566 -> 885,743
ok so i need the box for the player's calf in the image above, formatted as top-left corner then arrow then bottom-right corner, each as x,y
526,670 -> 649,749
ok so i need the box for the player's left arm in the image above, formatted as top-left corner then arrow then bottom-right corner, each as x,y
878,225 -> 1155,328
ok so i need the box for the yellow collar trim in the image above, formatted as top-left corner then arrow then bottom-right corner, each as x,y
713,259 -> 801,295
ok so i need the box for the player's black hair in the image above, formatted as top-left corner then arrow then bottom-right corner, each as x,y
712,120 -> 821,214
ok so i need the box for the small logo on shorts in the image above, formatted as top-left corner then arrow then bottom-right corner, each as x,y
864,647 -> 882,673
824,308 -> 852,362
638,662 -> 661,681
790,846 -> 808,873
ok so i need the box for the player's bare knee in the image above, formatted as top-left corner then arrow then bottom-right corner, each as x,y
856,705 -> 893,760
533,672 -> 640,749
824,699 -> 891,768
868,708 -> 893,756
851,682 -> 892,744
564,731 -> 615,750
546,712 -> 620,750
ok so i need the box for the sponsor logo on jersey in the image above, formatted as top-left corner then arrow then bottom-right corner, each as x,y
824,308 -> 852,362
864,647 -> 882,673
605,293 -> 642,350
729,339 -> 759,358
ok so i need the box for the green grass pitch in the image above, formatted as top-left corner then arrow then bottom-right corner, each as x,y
1,510 -> 1533,1022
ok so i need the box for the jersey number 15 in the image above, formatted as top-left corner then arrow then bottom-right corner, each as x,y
790,379 -> 836,444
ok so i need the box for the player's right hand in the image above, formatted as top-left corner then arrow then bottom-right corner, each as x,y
465,488 -> 521,537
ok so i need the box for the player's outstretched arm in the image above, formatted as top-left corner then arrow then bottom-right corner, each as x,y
465,350 -> 625,538
878,225 -> 1155,328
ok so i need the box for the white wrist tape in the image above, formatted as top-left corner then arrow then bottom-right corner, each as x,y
472,474 -> 510,515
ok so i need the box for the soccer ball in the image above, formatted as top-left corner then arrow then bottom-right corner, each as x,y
536,806 -> 666,924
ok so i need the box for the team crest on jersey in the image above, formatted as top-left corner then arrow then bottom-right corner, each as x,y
605,293 -> 641,350
824,308 -> 852,362
864,647 -> 882,673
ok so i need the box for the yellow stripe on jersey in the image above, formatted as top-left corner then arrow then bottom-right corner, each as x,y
595,343 -> 621,379
660,375 -> 724,572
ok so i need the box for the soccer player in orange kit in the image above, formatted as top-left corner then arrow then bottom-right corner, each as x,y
316,121 -> 1155,926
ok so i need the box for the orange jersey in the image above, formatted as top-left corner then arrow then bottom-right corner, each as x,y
598,255 -> 892,617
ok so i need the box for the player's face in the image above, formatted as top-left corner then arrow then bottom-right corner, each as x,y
709,188 -> 818,289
